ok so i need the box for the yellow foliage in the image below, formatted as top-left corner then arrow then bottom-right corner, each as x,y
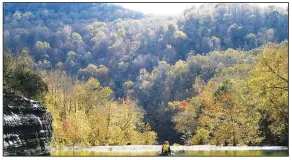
43,70 -> 157,146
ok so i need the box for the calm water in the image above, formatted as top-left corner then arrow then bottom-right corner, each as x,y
51,150 -> 288,156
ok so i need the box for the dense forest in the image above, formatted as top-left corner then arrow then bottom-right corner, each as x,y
3,3 -> 288,146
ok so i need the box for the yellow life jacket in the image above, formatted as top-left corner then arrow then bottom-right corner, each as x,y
162,144 -> 169,152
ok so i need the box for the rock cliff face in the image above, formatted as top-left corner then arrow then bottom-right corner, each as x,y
3,94 -> 53,156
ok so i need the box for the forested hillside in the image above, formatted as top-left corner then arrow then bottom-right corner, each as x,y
3,3 -> 288,146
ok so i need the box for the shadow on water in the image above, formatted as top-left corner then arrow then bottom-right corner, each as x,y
51,150 -> 288,156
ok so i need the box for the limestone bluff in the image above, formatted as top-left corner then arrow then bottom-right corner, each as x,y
3,94 -> 53,156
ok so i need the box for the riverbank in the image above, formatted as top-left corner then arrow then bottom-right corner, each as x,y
51,145 -> 288,152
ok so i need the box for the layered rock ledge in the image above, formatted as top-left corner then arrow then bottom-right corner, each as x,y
3,94 -> 53,156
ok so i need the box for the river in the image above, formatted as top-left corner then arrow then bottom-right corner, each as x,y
51,145 -> 288,156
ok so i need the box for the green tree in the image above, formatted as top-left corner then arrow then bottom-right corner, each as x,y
4,51 -> 48,101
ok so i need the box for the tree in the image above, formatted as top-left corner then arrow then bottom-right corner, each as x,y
245,33 -> 257,50
168,100 -> 196,144
3,3 -> 288,145
4,51 -> 48,101
43,70 -> 157,146
266,28 -> 275,43
247,42 -> 288,145
72,32 -> 83,44
34,41 -> 51,60
13,11 -> 21,21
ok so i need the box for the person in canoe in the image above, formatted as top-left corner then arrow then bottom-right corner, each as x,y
160,141 -> 171,156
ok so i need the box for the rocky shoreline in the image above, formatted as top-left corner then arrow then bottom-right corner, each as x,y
51,145 -> 288,152
3,94 -> 53,156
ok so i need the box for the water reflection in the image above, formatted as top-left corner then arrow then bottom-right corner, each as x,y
51,150 -> 288,156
